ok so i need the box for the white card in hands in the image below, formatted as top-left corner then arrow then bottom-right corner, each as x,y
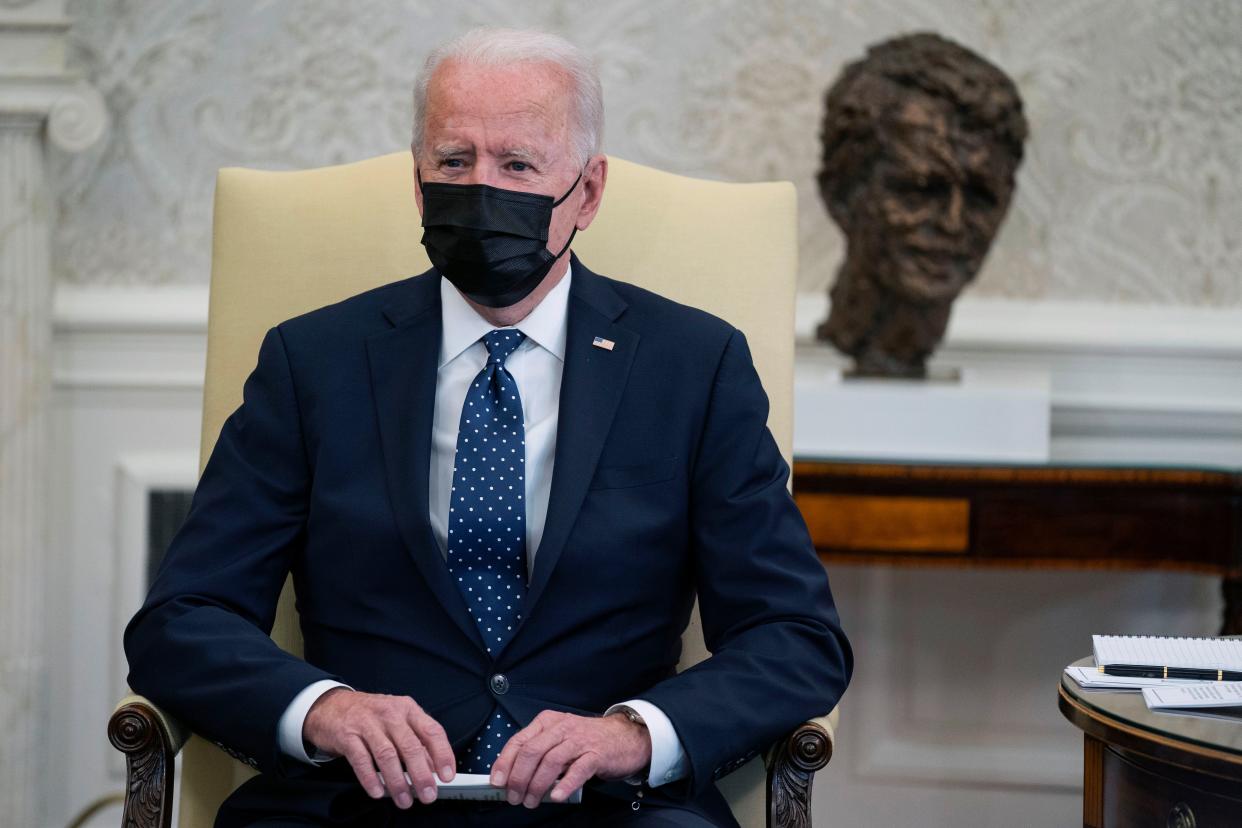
377,772 -> 584,804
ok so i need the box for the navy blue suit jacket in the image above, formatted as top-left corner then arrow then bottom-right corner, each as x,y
125,256 -> 852,822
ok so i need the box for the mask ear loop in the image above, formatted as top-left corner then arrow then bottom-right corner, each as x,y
549,169 -> 585,259
551,172 -> 583,207
552,225 -> 578,260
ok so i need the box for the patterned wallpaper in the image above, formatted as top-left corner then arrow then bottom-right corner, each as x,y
54,0 -> 1242,306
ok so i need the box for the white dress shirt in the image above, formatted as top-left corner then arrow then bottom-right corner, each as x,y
278,265 -> 688,787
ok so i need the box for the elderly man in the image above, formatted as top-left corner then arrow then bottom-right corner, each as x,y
125,27 -> 851,828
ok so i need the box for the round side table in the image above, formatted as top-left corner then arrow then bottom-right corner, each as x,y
1059,656 -> 1242,827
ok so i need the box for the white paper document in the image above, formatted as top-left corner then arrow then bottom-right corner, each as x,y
1064,666 -> 1205,691
1142,682 -> 1242,722
379,772 -> 583,803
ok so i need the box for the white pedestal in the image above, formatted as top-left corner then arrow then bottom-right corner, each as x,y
793,367 -> 1051,463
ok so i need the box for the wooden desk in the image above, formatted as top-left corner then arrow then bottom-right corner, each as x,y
1059,657 -> 1242,826
792,460 -> 1242,634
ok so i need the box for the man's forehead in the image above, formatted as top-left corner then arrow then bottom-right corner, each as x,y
423,59 -> 573,152
427,59 -> 571,119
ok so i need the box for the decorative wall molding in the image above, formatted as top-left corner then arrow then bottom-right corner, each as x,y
53,285 -> 207,390
53,284 -> 209,333
0,1 -> 106,150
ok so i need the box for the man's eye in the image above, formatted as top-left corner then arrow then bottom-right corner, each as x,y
508,161 -> 529,172
443,159 -> 464,168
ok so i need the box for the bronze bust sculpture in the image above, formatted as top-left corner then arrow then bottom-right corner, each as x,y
816,33 -> 1028,378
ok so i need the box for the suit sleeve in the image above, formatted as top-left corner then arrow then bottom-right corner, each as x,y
123,326 -> 339,775
637,328 -> 853,798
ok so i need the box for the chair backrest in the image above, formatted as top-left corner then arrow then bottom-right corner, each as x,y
181,152 -> 797,826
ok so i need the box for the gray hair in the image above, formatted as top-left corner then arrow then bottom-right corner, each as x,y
411,28 -> 604,167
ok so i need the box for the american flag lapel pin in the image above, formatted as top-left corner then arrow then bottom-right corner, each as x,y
592,336 -> 615,351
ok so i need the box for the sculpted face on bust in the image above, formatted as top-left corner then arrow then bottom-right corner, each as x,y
816,33 -> 1026,377
412,58 -> 607,327
853,96 -> 1014,304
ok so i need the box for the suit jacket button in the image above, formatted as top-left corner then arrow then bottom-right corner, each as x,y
489,674 -> 510,696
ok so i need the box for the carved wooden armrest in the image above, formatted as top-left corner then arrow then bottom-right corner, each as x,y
108,694 -> 189,828
764,707 -> 839,828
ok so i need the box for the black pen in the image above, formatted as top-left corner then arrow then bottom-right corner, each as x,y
1102,664 -> 1242,681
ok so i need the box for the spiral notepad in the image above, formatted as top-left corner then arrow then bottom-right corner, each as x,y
1093,635 -> 1242,672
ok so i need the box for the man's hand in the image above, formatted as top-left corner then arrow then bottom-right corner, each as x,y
302,688 -> 455,809
489,710 -> 652,808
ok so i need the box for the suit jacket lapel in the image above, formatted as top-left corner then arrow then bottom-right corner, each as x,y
522,257 -> 638,618
366,272 -> 486,651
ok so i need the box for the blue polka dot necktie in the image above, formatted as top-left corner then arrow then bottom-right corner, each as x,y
447,329 -> 527,773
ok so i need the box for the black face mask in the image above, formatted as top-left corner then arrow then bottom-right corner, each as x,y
418,170 -> 581,308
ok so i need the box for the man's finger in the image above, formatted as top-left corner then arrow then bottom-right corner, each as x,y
390,726 -> 437,804
341,735 -> 384,799
409,709 -> 456,782
549,753 -> 599,803
505,727 -> 563,806
524,742 -> 579,808
490,718 -> 541,787
363,726 -> 413,809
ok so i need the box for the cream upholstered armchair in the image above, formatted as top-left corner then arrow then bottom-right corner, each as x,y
108,153 -> 839,828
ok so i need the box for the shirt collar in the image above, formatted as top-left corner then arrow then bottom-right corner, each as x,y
438,263 -> 572,368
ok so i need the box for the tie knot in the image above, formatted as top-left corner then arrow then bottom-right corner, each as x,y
482,329 -> 525,367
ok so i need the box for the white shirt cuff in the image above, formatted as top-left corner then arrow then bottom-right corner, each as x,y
278,679 -> 351,764
605,699 -> 688,787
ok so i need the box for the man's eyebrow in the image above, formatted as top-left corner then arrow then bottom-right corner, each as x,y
496,146 -> 544,163
431,144 -> 473,160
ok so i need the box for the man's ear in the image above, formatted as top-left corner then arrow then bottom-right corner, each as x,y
411,150 -> 425,217
575,154 -> 608,231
